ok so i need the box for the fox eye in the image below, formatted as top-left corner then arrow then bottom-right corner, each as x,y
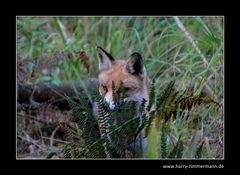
117,87 -> 130,94
116,89 -> 120,94
102,85 -> 108,92
125,87 -> 130,91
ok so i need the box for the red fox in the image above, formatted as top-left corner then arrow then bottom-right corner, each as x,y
96,46 -> 148,109
95,47 -> 150,156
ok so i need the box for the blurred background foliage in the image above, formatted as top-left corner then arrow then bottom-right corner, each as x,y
17,16 -> 223,98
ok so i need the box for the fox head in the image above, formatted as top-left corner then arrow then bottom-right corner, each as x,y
96,46 -> 148,109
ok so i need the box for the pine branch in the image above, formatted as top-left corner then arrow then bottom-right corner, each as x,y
96,95 -> 112,158
58,121 -> 74,142
156,80 -> 175,111
146,79 -> 155,112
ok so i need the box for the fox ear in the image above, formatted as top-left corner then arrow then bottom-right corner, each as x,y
96,46 -> 115,71
126,52 -> 146,78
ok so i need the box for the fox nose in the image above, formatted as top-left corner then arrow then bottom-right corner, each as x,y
105,98 -> 115,110
104,92 -> 115,110
107,101 -> 116,110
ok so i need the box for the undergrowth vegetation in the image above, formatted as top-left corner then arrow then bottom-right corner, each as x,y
16,16 -> 224,159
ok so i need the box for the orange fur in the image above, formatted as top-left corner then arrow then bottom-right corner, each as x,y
97,47 -> 148,108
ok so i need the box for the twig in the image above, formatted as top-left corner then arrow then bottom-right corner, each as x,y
164,17 -> 170,60
17,113 -> 56,125
50,126 -> 60,146
28,82 -> 39,114
173,16 -> 208,67
18,133 -> 46,151
41,136 -> 73,144
52,17 -> 69,46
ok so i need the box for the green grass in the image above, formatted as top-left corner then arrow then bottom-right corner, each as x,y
16,16 -> 224,159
